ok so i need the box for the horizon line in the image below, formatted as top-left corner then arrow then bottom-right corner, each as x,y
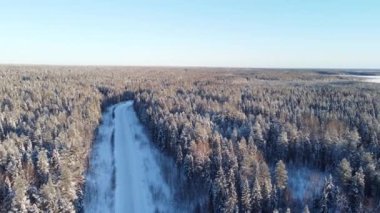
1,63 -> 380,71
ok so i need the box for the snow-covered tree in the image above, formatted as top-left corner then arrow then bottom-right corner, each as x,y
302,205 -> 310,213
319,175 -> 338,212
40,177 -> 58,211
37,150 -> 50,183
239,177 -> 251,212
349,167 -> 365,212
251,177 -> 262,212
11,175 -> 30,212
183,154 -> 194,179
275,160 -> 288,191
337,158 -> 352,190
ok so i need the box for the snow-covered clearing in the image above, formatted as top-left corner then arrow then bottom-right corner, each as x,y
84,101 -> 174,212
340,74 -> 380,83
364,76 -> 380,83
287,167 -> 326,203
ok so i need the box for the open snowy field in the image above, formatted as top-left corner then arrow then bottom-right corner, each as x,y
341,74 -> 380,83
365,76 -> 380,83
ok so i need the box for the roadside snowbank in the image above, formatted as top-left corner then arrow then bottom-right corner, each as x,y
83,105 -> 116,213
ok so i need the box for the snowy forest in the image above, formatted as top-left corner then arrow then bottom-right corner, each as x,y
1,65 -> 380,212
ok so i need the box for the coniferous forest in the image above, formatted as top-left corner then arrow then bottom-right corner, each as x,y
1,65 -> 380,212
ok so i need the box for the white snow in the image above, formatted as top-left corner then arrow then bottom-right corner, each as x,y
83,105 -> 116,213
287,167 -> 326,202
340,74 -> 380,83
365,76 -> 380,83
84,101 -> 174,213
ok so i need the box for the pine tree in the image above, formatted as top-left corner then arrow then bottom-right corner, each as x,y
275,160 -> 288,191
40,177 -> 58,211
239,177 -> 251,212
347,128 -> 361,149
211,133 -> 223,178
37,150 -> 49,184
302,205 -> 310,213
184,154 -> 194,179
59,166 -> 77,202
337,158 -> 352,191
175,144 -> 183,166
251,177 -> 262,212
51,148 -> 61,170
319,175 -> 337,212
276,131 -> 289,160
259,162 -> 272,212
251,120 -> 265,149
225,168 -> 238,212
11,175 -> 30,212
211,167 -> 226,212
349,167 -> 365,212
335,188 -> 350,212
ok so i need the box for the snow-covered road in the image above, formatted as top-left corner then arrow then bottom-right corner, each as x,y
84,101 -> 173,213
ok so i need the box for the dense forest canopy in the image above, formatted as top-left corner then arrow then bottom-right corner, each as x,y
0,65 -> 380,212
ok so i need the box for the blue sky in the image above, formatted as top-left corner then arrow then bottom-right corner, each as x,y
0,1 -> 379,68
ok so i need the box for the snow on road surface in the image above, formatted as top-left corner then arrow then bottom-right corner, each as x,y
84,101 -> 173,213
